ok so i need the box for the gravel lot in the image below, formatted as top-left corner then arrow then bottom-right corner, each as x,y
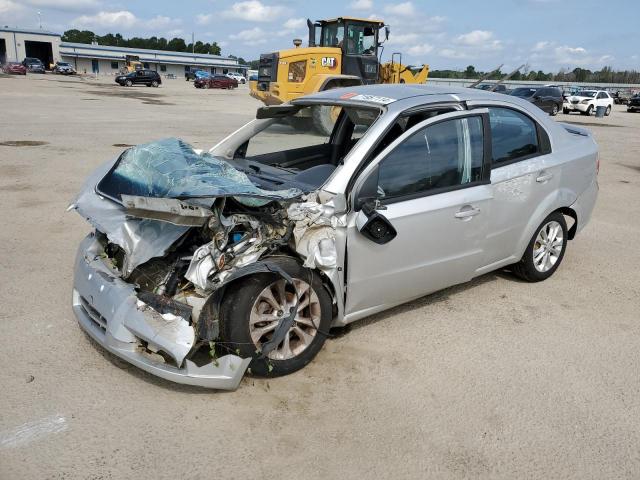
1,74 -> 639,479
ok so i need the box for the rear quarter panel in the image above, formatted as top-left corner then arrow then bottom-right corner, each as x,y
514,127 -> 598,258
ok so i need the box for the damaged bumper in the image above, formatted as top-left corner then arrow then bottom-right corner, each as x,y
72,233 -> 251,390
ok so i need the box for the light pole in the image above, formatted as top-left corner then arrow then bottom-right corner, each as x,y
37,11 -> 42,29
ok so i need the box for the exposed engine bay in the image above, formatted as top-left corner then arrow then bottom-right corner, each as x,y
70,138 -> 341,389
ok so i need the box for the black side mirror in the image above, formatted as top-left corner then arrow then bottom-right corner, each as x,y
356,201 -> 397,245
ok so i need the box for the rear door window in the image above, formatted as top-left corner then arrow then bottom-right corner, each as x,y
487,108 -> 539,166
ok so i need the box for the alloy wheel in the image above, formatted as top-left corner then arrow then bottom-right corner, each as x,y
533,220 -> 564,273
249,279 -> 321,361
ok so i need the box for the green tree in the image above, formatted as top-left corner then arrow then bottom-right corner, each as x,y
464,65 -> 477,78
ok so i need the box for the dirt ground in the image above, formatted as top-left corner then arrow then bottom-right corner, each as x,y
1,74 -> 639,480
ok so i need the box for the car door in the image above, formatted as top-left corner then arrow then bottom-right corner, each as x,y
467,105 -> 558,270
344,110 -> 493,317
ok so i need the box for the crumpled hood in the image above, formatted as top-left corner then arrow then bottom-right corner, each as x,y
96,138 -> 302,207
71,138 -> 304,276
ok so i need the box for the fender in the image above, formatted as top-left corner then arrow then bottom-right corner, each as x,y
305,74 -> 363,94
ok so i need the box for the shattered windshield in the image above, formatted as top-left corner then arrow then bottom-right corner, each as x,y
96,138 -> 303,206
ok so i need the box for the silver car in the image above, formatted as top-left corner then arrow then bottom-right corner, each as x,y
70,85 -> 598,390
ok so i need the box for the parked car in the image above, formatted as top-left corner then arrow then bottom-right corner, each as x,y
611,90 -> 631,105
510,86 -> 563,115
52,61 -> 76,75
22,57 -> 45,73
194,75 -> 238,89
185,69 -> 210,81
563,90 -> 613,115
226,72 -> 246,84
2,62 -> 27,75
475,83 -> 508,93
70,84 -> 598,390
628,94 -> 640,112
115,70 -> 162,87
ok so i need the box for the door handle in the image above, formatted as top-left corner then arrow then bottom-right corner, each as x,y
536,172 -> 554,183
454,206 -> 481,219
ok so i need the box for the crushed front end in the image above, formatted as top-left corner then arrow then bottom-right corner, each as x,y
70,138 -> 340,390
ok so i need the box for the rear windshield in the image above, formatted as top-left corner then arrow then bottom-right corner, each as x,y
511,88 -> 537,98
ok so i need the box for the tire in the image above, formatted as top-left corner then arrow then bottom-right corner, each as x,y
151,80 -> 158,87
605,105 -> 611,116
286,116 -> 312,130
563,108 -> 570,114
512,212 -> 568,282
311,105 -> 338,136
204,83 -> 210,89
551,104 -> 559,116
125,80 -> 132,87
219,258 -> 332,377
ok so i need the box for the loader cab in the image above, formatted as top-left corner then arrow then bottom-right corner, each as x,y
311,17 -> 386,84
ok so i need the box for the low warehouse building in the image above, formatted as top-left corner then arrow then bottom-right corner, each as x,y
0,26 -> 246,77
59,43 -> 246,77
0,27 -> 61,66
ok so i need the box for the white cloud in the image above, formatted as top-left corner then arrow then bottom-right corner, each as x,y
0,0 -> 24,16
74,10 -> 137,28
529,41 -> 614,68
221,1 -> 287,22
350,0 -> 373,10
196,13 -> 214,25
455,30 -> 495,46
22,0 -> 100,12
145,15 -> 178,30
283,17 -> 305,30
383,2 -> 415,16
73,10 -> 181,32
406,43 -> 433,56
229,27 -> 267,45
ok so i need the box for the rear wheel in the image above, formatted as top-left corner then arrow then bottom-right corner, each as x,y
151,80 -> 159,87
219,259 -> 332,377
204,83 -> 210,89
605,105 -> 611,116
551,104 -> 559,116
512,212 -> 568,282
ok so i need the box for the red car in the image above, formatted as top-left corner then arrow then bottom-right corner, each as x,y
2,62 -> 27,75
194,75 -> 238,89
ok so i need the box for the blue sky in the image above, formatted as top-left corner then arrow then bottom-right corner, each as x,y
1,0 -> 637,71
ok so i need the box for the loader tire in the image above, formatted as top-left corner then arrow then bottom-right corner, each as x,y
311,105 -> 337,136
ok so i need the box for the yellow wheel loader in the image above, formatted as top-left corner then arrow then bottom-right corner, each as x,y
249,17 -> 429,134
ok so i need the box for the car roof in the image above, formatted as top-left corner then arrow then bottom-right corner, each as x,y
297,83 -> 514,107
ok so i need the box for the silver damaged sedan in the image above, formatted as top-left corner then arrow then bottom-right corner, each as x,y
70,85 -> 599,390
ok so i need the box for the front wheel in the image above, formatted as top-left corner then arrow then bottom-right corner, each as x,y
219,259 -> 332,377
151,80 -> 159,87
125,80 -> 132,87
551,104 -> 559,116
605,105 -> 611,116
563,108 -> 570,114
512,212 -> 568,282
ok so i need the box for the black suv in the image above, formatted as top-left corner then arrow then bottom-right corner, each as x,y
510,86 -> 563,115
115,70 -> 162,87
22,57 -> 45,73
